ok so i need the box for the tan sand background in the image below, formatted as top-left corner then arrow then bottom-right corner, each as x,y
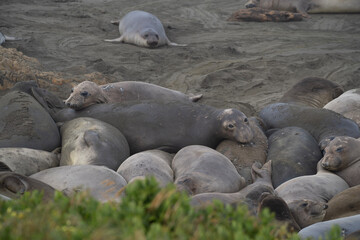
1,0 -> 360,116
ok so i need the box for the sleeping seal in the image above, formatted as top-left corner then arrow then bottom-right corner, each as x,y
245,0 -> 360,16
105,10 -> 186,48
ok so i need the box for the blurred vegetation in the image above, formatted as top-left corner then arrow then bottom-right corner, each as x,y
0,177 -> 342,240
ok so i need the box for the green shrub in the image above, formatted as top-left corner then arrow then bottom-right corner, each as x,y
0,177 -> 342,240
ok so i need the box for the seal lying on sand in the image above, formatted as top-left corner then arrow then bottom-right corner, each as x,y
54,101 -> 254,154
105,10 -> 186,48
279,77 -> 344,108
245,0 -> 360,16
65,80 -> 202,110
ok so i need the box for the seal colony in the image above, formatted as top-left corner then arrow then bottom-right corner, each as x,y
105,10 -> 186,48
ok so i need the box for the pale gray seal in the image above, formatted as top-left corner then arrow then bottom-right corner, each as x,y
324,88 -> 360,127
245,0 -> 360,16
172,145 -> 246,195
31,165 -> 127,202
275,162 -> 349,228
117,149 -> 174,188
105,10 -> 186,48
0,147 -> 60,176
65,80 -> 202,110
60,117 -> 130,171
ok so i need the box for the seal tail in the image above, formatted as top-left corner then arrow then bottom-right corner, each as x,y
104,36 -> 124,42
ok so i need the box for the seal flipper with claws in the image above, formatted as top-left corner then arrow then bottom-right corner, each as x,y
105,10 -> 186,48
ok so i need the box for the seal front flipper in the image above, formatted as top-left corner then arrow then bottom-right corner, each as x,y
104,36 -> 124,42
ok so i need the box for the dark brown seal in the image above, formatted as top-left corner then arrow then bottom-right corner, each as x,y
258,103 -> 360,147
227,7 -> 303,22
279,77 -> 344,108
0,91 -> 60,151
53,101 -> 254,154
267,127 -> 322,188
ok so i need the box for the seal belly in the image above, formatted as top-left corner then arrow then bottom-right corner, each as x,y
308,0 -> 360,13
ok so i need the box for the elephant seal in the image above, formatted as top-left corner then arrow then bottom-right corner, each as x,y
216,117 -> 268,185
60,117 -> 130,171
324,185 -> 360,221
105,10 -> 186,48
117,150 -> 173,188
267,127 -> 322,188
0,147 -> 60,176
321,136 -> 360,187
275,162 -> 349,228
0,91 -> 60,151
345,230 -> 360,240
54,101 -> 254,154
245,0 -> 360,16
258,193 -> 301,232
324,88 -> 360,127
173,145 -> 246,195
0,171 -> 56,202
190,161 -> 274,214
279,77 -> 344,108
64,80 -> 202,110
298,214 -> 360,240
258,103 -> 360,147
31,165 -> 127,202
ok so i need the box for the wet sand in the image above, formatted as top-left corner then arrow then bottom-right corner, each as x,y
1,0 -> 360,116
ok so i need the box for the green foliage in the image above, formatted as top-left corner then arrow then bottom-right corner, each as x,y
0,177 -> 342,240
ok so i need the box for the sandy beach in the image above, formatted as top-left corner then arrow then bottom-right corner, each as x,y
1,0 -> 360,116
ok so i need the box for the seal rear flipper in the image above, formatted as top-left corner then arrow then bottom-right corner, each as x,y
188,93 -> 203,102
110,20 -> 120,26
168,42 -> 187,47
0,162 -> 12,172
31,87 -> 67,117
104,36 -> 124,42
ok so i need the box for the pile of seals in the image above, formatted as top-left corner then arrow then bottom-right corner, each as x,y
1,76 -> 360,239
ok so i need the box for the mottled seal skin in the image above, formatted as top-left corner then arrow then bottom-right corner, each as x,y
190,161 -> 274,214
267,127 -> 322,188
324,185 -> 360,221
216,117 -> 268,185
31,165 -> 127,202
117,150 -> 174,188
321,136 -> 360,187
298,214 -> 360,240
275,163 -> 349,228
60,117 -> 130,171
0,91 -> 60,151
245,0 -> 360,16
54,101 -> 254,154
0,147 -> 60,176
173,145 -> 246,196
0,171 -> 56,202
65,80 -> 202,110
105,10 -> 186,48
258,103 -> 360,147
279,77 -> 344,108
324,88 -> 360,127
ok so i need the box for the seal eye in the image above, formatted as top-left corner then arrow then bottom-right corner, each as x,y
144,34 -> 148,38
227,124 -> 235,129
335,147 -> 343,153
80,91 -> 89,97
155,34 -> 159,40
71,88 -> 74,93
300,202 -> 308,208
244,118 -> 248,123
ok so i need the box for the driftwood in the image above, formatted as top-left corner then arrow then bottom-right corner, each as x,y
227,8 -> 303,22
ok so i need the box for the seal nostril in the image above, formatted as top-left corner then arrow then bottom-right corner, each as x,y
246,3 -> 256,8
324,204 -> 328,210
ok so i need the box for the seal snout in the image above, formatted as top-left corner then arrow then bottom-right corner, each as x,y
147,40 -> 159,48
